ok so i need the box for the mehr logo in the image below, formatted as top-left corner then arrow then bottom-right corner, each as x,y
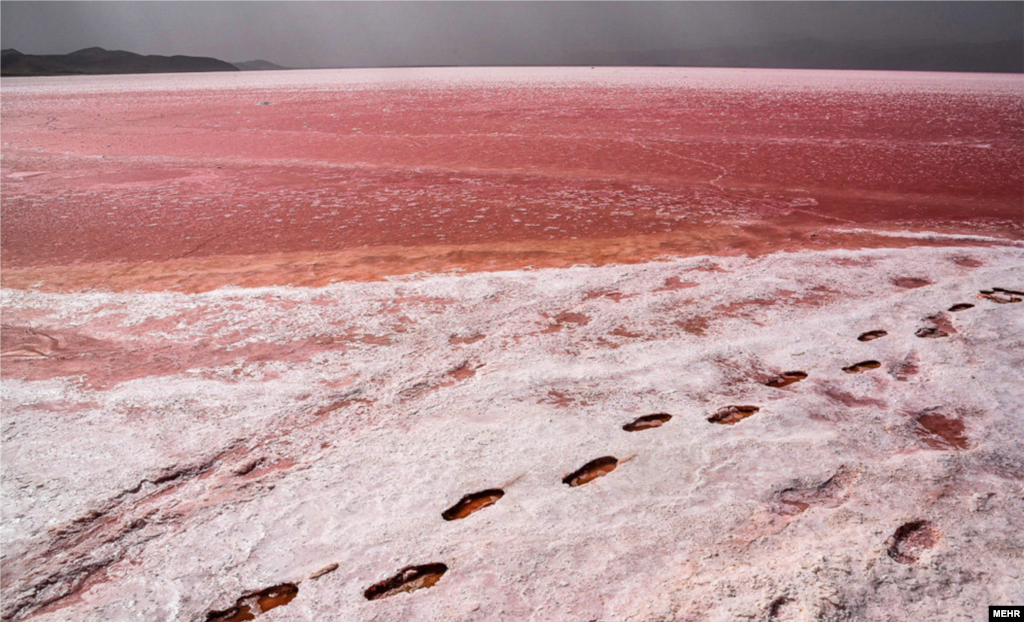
991,606 -> 1023,619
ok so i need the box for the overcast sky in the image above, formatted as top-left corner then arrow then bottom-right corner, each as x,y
2,2 -> 1022,68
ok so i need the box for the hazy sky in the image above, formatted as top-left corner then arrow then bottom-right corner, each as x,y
2,2 -> 1022,67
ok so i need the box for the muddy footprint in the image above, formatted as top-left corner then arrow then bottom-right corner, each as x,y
708,405 -> 760,425
623,413 -> 672,431
364,564 -> 448,600
886,520 -> 939,564
207,584 -> 298,621
843,360 -> 880,373
915,327 -> 949,338
765,371 -> 807,388
914,412 -> 969,450
442,489 -> 504,521
892,277 -> 931,289
563,456 -> 618,486
980,288 -> 1022,303
948,303 -> 974,312
857,330 -> 887,342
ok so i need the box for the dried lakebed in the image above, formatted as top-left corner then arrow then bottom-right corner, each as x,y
2,245 -> 1024,621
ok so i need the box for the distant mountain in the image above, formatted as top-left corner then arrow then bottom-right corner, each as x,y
581,39 -> 1024,74
1,47 -> 239,77
233,59 -> 290,71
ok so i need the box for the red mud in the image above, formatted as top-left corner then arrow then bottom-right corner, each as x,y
1,69 -> 1021,292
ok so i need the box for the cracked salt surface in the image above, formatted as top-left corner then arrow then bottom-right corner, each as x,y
2,245 -> 1024,621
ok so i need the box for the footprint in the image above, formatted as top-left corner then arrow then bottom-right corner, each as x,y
206,584 -> 298,621
980,288 -> 1023,303
364,564 -> 448,601
563,456 -> 618,487
623,413 -> 672,431
892,277 -> 931,289
843,360 -> 880,373
886,520 -> 939,564
948,303 -> 974,312
890,356 -> 920,382
442,489 -> 505,521
777,467 -> 852,515
915,327 -> 948,338
857,330 -> 887,342
707,405 -> 760,425
765,371 -> 807,388
914,412 -> 969,450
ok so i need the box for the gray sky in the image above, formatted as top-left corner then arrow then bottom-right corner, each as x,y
2,2 -> 1022,68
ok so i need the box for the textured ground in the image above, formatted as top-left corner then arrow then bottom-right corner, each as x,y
3,246 -> 1024,621
2,68 -> 1023,622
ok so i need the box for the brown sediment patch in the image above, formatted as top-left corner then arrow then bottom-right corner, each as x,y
951,256 -> 985,268
310,393 -> 373,420
777,467 -> 852,515
890,358 -> 920,381
584,289 -> 627,302
948,303 -> 974,312
403,362 -> 482,398
765,371 -> 807,388
924,312 -> 958,335
708,405 -> 760,425
657,276 -> 699,291
915,412 -> 969,450
843,360 -> 881,373
563,456 -> 618,487
823,387 -> 887,409
609,326 -> 644,339
206,583 -> 298,621
555,311 -> 590,325
886,520 -> 939,564
445,362 -> 480,382
915,327 -> 948,338
980,288 -> 1023,303
675,315 -> 711,336
441,489 -> 505,521
364,564 -> 448,600
335,331 -> 393,346
0,324 -> 345,388
541,311 -> 590,334
623,413 -> 672,431
892,277 -> 932,289
714,297 -> 777,318
3,224 -> 1013,294
449,333 -> 485,345
542,389 -> 592,408
857,330 -> 887,342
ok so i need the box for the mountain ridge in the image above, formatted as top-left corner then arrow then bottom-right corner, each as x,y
1,47 -> 239,76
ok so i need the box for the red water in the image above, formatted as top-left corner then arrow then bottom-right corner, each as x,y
2,68 -> 1021,291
